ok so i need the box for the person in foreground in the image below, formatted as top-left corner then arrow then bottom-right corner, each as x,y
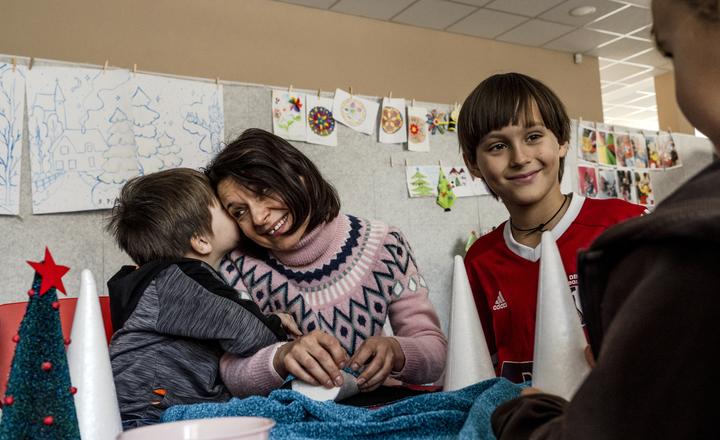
206,129 -> 447,397
458,73 -> 645,383
492,0 -> 720,437
106,168 -> 297,427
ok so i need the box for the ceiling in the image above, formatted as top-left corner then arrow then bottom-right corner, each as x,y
275,0 -> 668,131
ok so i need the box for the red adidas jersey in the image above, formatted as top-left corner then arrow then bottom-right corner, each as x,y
464,195 -> 645,383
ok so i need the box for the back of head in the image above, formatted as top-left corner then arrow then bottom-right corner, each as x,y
106,168 -> 216,266
458,72 -> 570,173
205,128 -> 340,238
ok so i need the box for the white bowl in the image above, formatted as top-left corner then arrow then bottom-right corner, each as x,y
117,417 -> 275,440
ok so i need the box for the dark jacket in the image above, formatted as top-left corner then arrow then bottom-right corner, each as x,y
108,259 -> 286,423
492,160 -> 720,439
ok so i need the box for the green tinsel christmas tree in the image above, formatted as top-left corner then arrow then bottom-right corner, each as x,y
0,248 -> 80,439
436,168 -> 456,212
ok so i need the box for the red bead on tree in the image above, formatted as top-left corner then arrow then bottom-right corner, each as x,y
12,334 -> 20,343
69,386 -> 77,395
41,361 -> 53,372
51,301 -> 60,310
3,395 -> 14,406
64,337 -> 71,345
27,289 -> 34,297
43,415 -> 54,426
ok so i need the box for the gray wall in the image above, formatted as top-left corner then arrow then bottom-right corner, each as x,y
0,80 -> 715,335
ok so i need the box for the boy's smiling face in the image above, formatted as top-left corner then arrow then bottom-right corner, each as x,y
468,105 -> 567,208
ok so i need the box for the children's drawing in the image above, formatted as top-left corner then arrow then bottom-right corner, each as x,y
597,167 -> 619,199
436,168 -> 456,211
272,89 -> 306,142
407,107 -> 429,152
306,95 -> 337,147
577,123 -> 598,163
595,123 -> 617,166
406,166 -> 438,198
131,73 -> 224,173
444,166 -> 489,197
616,169 -> 635,203
426,109 -> 447,135
657,132 -> 681,168
0,64 -> 26,215
634,171 -> 655,206
630,132 -> 648,168
27,66 -> 138,214
645,132 -> 661,168
615,131 -> 636,168
577,165 -> 598,198
379,98 -> 407,144
332,89 -> 379,135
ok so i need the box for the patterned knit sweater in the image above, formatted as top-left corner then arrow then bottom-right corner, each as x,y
219,214 -> 447,396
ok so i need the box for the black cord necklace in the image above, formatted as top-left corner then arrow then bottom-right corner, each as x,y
510,194 -> 569,236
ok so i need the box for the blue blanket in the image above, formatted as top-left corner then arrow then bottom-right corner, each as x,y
161,378 -> 521,440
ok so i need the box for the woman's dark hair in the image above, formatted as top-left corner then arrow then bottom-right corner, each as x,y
458,72 -> 570,184
205,128 -> 340,243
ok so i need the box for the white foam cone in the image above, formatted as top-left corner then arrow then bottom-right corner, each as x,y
532,232 -> 591,400
443,256 -> 495,391
67,269 -> 123,440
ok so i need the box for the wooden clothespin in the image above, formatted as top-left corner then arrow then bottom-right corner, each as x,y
404,158 -> 408,167
390,156 -> 394,168
411,98 -> 416,107
103,59 -> 109,72
132,63 -> 137,74
289,84 -> 293,93
317,89 -> 321,97
349,86 -> 353,96
215,77 -> 220,86
389,91 -> 393,99
579,116 -> 583,126
439,160 -> 443,167
11,57 -> 16,72
28,57 -> 34,71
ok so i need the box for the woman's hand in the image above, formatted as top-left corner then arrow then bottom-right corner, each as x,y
349,336 -> 405,392
273,330 -> 349,388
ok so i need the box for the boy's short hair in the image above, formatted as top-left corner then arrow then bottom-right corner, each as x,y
458,72 -> 570,183
204,128 -> 340,243
106,168 -> 217,265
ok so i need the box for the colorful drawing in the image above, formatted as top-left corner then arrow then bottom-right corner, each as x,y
630,132 -> 649,168
379,97 -> 407,144
305,95 -> 337,146
407,106 -> 429,152
308,107 -> 335,136
634,171 -> 655,206
595,124 -> 617,166
426,109 -> 447,135
578,166 -> 598,198
616,169 -> 635,203
332,89 -> 379,135
597,168 -> 619,199
406,166 -> 438,198
381,107 -> 403,134
272,89 -> 306,142
645,133 -> 661,168
615,132 -> 636,168
578,124 -> 598,163
443,166 -> 489,197
0,64 -> 26,215
657,132 -> 681,168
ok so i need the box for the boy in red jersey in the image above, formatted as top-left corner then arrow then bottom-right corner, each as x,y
457,73 -> 645,383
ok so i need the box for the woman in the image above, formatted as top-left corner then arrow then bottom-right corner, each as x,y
206,128 -> 447,396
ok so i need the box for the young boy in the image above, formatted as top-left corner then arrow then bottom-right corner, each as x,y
106,168 -> 297,427
492,1 -> 720,437
458,73 -> 645,383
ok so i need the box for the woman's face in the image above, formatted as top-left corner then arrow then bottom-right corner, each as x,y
652,0 -> 720,146
217,178 -> 310,252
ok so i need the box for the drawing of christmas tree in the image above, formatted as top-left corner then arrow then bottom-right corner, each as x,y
410,168 -> 434,197
437,168 -> 456,211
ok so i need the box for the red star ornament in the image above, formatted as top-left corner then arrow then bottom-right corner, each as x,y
26,247 -> 70,296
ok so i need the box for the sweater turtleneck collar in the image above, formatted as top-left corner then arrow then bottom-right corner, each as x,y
270,214 -> 344,268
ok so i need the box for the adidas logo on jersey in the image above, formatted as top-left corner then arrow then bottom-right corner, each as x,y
492,291 -> 508,311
